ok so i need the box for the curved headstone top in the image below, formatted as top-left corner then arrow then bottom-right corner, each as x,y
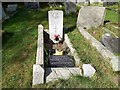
77,6 -> 106,29
48,10 -> 63,43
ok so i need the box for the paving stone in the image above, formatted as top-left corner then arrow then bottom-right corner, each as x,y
77,6 -> 105,29
82,64 -> 96,78
33,64 -> 44,85
46,67 -> 82,83
111,56 -> 120,71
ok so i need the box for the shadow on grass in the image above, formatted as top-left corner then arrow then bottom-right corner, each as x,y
2,31 -> 14,46
64,25 -> 76,34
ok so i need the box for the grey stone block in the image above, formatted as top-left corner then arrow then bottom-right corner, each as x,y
33,64 -> 44,85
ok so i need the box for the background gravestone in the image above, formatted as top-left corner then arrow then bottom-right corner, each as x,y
24,2 -> 40,10
77,6 -> 106,29
6,4 -> 17,12
48,10 -> 63,43
65,0 -> 76,14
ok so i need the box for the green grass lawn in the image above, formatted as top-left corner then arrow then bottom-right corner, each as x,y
2,4 -> 119,88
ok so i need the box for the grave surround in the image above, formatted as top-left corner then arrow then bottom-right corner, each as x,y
77,6 -> 119,71
32,10 -> 96,85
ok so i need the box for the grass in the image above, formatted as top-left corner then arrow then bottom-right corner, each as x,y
2,3 -> 119,88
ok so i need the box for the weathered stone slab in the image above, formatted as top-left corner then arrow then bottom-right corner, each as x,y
48,55 -> 75,67
111,56 -> 120,71
65,0 -> 76,14
48,10 -> 63,43
82,64 -> 96,78
101,35 -> 120,54
77,6 -> 105,29
36,25 -> 44,65
46,67 -> 82,83
33,64 -> 44,85
6,4 -> 17,12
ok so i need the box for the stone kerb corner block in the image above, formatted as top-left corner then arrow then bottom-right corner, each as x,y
77,6 -> 106,29
82,64 -> 96,78
36,24 -> 44,66
111,56 -> 120,71
33,64 -> 44,85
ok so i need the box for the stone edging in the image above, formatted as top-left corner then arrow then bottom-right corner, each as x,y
78,27 -> 119,71
36,25 -> 44,66
65,34 -> 81,66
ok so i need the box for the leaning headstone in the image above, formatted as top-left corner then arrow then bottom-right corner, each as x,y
33,64 -> 44,85
111,56 -> 120,71
82,64 -> 96,78
77,6 -> 106,29
65,0 -> 76,14
6,4 -> 17,12
101,34 -> 120,54
48,10 -> 63,43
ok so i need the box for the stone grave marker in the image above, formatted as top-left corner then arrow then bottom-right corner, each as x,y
24,2 -> 40,10
6,4 -> 17,12
48,10 -> 63,43
77,6 -> 106,29
65,0 -> 76,14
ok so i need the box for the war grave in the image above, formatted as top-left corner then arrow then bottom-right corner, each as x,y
33,10 -> 96,85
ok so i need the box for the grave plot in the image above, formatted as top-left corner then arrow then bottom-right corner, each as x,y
77,6 -> 120,71
33,10 -> 96,85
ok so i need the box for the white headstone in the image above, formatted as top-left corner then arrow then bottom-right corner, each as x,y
82,64 -> 96,78
48,10 -> 63,43
111,56 -> 120,71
